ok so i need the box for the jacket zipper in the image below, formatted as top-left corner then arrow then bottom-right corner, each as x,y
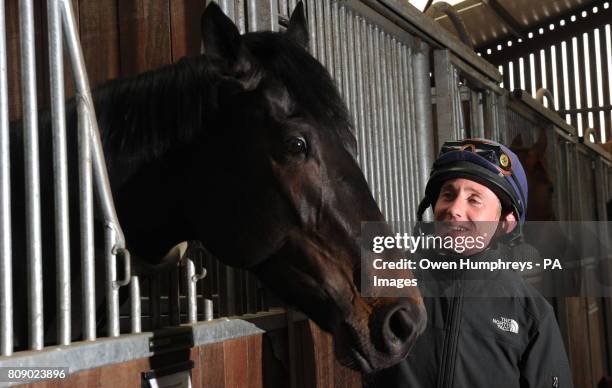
438,275 -> 464,388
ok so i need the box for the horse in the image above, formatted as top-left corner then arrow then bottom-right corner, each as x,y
8,2 -> 425,374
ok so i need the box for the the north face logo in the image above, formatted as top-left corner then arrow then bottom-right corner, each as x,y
492,317 -> 519,333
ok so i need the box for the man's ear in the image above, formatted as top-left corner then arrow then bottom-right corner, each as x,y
500,210 -> 518,234
286,2 -> 309,48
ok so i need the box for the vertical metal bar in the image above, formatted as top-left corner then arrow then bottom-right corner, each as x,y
0,0 -> 12,357
48,0 -> 71,347
307,0 -> 317,55
19,0 -> 44,350
77,102 -> 96,341
413,41 -> 434,207
395,42 -> 412,222
314,0 -> 325,64
373,27 -> 388,217
220,0 -> 235,21
367,24 -> 380,203
379,32 -> 394,221
247,0 -> 277,32
391,39 -> 406,221
434,50 -> 454,144
323,0 -> 333,76
360,19 -> 374,185
105,225 -> 119,337
60,0 -> 131,338
131,276 -> 141,333
185,258 -> 197,324
389,36 -> 402,221
598,28 -> 611,141
588,29 -> 601,133
204,299 -> 214,321
406,44 -> 420,217
349,13 -> 364,166
554,43 -> 566,112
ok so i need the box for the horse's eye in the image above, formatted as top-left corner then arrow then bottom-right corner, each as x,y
285,136 -> 308,155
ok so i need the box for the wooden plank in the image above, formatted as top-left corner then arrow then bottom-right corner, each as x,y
524,54 -> 533,97
169,0 -> 206,61
79,0 -> 120,88
502,62 -> 510,91
598,26 -> 611,141
190,346 -> 202,388
566,38 -> 579,128
23,357 -> 149,388
533,48 -> 542,95
224,337 -> 249,388
247,334 -> 263,388
586,298 -> 605,385
576,33 -> 590,134
200,341 -> 225,387
118,0 -> 172,77
588,30 -> 601,136
512,58 -> 521,92
554,42 -> 566,113
565,297 -> 593,388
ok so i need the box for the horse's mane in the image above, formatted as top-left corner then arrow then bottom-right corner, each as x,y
91,55 -> 226,162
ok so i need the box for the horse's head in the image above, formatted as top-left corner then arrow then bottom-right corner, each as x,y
185,2 -> 425,373
510,131 -> 555,221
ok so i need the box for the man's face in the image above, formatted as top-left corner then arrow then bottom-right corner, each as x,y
433,178 -> 516,254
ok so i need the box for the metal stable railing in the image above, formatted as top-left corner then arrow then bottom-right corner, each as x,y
0,0 -> 131,356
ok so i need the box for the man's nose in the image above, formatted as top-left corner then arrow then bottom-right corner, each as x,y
447,198 -> 466,219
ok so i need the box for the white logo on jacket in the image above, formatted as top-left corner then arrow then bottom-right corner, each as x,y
492,316 -> 519,334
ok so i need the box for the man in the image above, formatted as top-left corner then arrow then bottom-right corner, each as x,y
368,138 -> 573,388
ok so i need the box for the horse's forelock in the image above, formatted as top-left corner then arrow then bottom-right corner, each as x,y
245,32 -> 356,154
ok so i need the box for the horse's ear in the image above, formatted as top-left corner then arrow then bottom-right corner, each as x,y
534,129 -> 548,154
201,3 -> 243,65
286,2 -> 309,48
510,133 -> 524,149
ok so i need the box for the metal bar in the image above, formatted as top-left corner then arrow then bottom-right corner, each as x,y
0,0 -> 12,357
565,39 -> 578,128
413,40 -> 433,206
367,24 -> 381,205
315,0 -> 325,64
19,0 -> 44,350
323,0 -> 333,76
307,0 -> 317,55
434,49 -> 454,144
362,19 -> 375,187
387,37 -> 401,221
247,0 -> 277,32
554,43 -> 565,112
105,226 -> 120,336
48,0 -> 71,347
577,34 -> 589,133
380,32 -> 394,220
131,276 -> 141,333
391,39 -> 406,221
406,44 -> 420,216
60,0 -> 132,338
184,258 -> 197,324
77,100 -> 96,341
373,27 -> 388,218
598,27 -> 611,141
588,29 -> 601,134
354,15 -> 368,171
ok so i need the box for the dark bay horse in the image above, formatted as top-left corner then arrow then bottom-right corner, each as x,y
9,2 -> 425,373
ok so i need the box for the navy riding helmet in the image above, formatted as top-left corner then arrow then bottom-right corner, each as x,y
417,138 -> 529,230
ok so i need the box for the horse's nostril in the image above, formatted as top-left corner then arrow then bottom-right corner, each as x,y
387,308 -> 413,343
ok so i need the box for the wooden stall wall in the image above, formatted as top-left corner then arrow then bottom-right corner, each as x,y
6,0 -> 206,122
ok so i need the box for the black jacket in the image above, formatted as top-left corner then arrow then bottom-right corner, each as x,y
366,243 -> 573,388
